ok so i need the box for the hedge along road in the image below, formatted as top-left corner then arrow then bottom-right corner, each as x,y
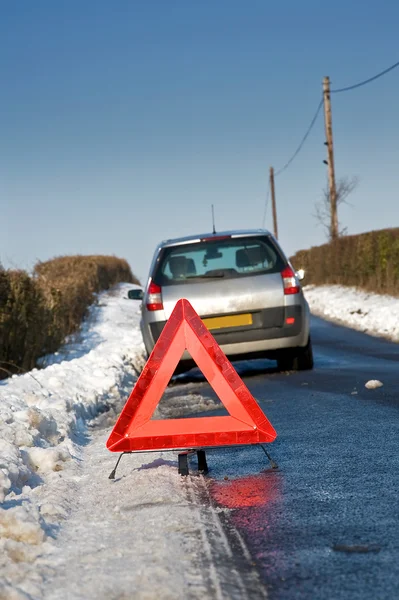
38,312 -> 399,600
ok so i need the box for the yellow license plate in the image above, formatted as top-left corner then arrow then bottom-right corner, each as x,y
202,313 -> 253,330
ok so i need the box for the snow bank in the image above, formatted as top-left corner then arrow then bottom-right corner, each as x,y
304,284 -> 399,342
0,284 -> 146,588
0,283 -> 223,596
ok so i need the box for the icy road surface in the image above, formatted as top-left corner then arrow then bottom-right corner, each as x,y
41,426 -> 266,600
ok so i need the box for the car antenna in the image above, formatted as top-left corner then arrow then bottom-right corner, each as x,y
211,204 -> 216,234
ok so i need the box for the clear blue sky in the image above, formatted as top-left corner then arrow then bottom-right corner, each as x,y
1,1 -> 398,283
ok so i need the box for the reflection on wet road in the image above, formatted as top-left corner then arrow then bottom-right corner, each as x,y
211,471 -> 282,510
180,316 -> 399,599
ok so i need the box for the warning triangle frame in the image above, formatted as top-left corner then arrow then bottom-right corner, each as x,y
106,299 -> 277,452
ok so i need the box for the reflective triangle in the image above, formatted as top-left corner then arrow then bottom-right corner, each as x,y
107,299 -> 277,452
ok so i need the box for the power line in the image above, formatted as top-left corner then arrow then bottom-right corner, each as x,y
331,59 -> 399,93
262,58 -> 399,223
271,58 -> 399,179
275,98 -> 323,176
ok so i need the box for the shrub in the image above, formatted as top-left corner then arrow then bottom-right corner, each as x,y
0,255 -> 139,379
290,228 -> 399,296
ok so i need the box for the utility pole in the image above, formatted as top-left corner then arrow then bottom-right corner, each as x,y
269,166 -> 278,239
323,76 -> 338,241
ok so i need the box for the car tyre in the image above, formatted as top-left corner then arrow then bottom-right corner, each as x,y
277,337 -> 314,371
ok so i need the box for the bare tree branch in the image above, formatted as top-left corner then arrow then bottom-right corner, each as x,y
314,176 -> 358,241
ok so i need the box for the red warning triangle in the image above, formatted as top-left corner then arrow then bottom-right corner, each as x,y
107,299 -> 277,452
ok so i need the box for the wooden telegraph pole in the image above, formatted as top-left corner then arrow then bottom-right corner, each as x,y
323,76 -> 338,241
269,166 -> 278,239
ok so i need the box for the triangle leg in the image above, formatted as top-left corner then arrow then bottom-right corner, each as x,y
108,452 -> 131,479
197,449 -> 208,473
178,453 -> 189,476
260,445 -> 279,469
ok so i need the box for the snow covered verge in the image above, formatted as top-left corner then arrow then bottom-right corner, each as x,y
0,284 -> 143,595
0,283 -> 223,599
304,284 -> 399,343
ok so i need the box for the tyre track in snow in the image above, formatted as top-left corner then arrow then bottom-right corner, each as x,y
184,473 -> 268,600
39,424 -> 268,600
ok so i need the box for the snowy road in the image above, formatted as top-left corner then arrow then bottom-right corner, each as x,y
0,284 -> 268,599
1,283 -> 399,599
40,424 -> 267,600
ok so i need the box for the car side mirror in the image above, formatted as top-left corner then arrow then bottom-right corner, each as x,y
296,269 -> 305,281
128,289 -> 144,300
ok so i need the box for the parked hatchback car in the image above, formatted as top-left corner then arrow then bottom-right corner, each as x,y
129,229 -> 313,372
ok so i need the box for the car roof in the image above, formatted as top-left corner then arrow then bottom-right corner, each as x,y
159,228 -> 273,248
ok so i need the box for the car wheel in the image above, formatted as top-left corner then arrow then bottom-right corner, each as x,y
277,337 -> 314,372
296,336 -> 314,370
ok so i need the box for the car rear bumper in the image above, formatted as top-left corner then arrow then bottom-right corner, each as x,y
141,304 -> 310,359
216,328 -> 309,356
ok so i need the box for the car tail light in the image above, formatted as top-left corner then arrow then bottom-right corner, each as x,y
281,266 -> 300,295
200,235 -> 231,242
146,281 -> 163,311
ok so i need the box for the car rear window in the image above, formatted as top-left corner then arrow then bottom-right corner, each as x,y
153,236 -> 286,285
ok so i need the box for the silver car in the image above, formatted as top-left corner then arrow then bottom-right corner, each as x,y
130,229 -> 313,372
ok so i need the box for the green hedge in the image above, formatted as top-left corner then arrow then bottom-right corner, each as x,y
290,228 -> 399,295
0,255 -> 139,379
